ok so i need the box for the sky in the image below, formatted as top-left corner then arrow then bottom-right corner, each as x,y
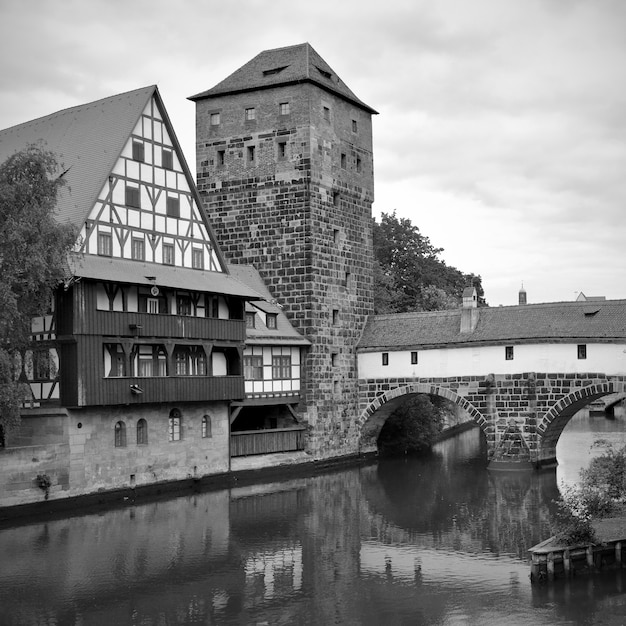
1,0 -> 624,307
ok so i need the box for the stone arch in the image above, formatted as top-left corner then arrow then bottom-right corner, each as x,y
357,383 -> 486,454
537,380 -> 626,463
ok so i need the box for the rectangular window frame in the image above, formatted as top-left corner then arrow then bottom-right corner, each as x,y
162,148 -> 173,170
245,107 -> 256,121
132,140 -> 145,162
382,352 -> 389,366
125,185 -> 141,209
244,355 -> 263,380
192,248 -> 204,270
217,149 -> 225,166
505,346 -> 514,361
577,344 -> 587,360
266,313 -> 278,329
166,196 -> 180,218
210,112 -> 220,126
131,237 -> 145,261
162,243 -> 175,265
411,351 -> 418,365
279,102 -> 290,116
98,232 -> 112,257
272,355 -> 291,380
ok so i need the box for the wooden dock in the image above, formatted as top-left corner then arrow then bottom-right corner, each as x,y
529,516 -> 626,583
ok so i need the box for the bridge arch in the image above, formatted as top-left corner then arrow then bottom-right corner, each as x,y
356,383 -> 486,454
537,380 -> 626,464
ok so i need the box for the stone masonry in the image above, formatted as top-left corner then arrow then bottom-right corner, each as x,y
194,78 -> 375,458
357,373 -> 626,467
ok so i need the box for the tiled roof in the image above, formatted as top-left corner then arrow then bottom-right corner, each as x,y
69,254 -> 261,299
358,300 -> 626,351
228,264 -> 310,346
189,43 -> 377,114
0,86 -> 156,231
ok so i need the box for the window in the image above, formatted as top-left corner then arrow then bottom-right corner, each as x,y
266,313 -> 278,329
177,295 -> 192,316
340,153 -> 346,169
32,349 -> 52,379
206,295 -> 219,318
105,344 -> 126,377
333,191 -> 340,206
217,149 -> 225,166
578,344 -> 587,360
345,272 -> 351,289
245,312 -> 256,328
166,196 -> 180,218
332,309 -> 339,325
131,237 -> 144,261
146,297 -> 160,314
98,232 -> 112,257
114,421 -> 127,447
352,119 -> 358,133
163,243 -> 175,265
202,415 -> 212,438
505,346 -> 514,361
244,355 -> 263,380
279,102 -> 290,115
247,145 -> 255,163
245,107 -> 256,121
210,112 -> 220,126
174,346 -> 206,376
133,344 -> 167,376
125,185 -> 140,208
162,148 -> 173,170
333,229 -> 340,244
132,140 -> 144,162
277,141 -> 287,159
411,351 -> 418,365
263,66 -> 287,76
331,353 -> 338,367
192,248 -> 204,270
382,352 -> 389,366
323,106 -> 330,122
168,409 -> 182,441
356,157 -> 362,173
137,419 -> 148,445
272,355 -> 291,380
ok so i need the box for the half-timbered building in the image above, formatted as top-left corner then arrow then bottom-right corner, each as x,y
0,86 -> 260,506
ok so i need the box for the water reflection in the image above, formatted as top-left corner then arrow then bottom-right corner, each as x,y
1,420 -> 626,625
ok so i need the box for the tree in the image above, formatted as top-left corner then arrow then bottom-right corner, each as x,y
377,394 -> 446,456
0,145 -> 76,443
372,211 -> 486,313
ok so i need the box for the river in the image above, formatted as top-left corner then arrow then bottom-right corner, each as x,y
1,409 -> 626,625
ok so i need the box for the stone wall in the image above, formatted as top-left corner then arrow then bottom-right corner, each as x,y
195,83 -> 375,458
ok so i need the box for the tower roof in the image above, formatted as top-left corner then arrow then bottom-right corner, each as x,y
189,43 -> 377,114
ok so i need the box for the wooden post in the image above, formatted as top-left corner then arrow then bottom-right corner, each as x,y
547,552 -> 555,581
616,541 -> 622,565
586,546 -> 594,569
563,549 -> 571,577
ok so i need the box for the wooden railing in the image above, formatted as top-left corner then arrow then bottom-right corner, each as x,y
230,427 -> 306,457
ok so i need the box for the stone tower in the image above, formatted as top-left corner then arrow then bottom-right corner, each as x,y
190,43 -> 377,457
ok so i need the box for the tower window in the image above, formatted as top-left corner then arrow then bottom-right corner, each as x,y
279,102 -> 290,115
277,141 -> 287,160
505,346 -> 514,360
162,148 -> 173,170
245,107 -> 256,121
247,145 -> 255,163
356,157 -> 362,173
210,112 -> 220,126
332,191 -> 340,207
411,351 -> 418,365
352,119 -> 358,133
578,344 -> 587,360
332,309 -> 339,325
323,106 -> 331,122
340,153 -> 346,169
217,149 -> 225,166
382,352 -> 389,366
132,140 -> 144,162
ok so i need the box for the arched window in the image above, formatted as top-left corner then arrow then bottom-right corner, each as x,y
169,409 -> 182,442
114,421 -> 127,447
137,418 -> 148,445
202,415 -> 212,438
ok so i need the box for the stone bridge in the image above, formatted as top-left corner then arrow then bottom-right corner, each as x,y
357,373 -> 626,469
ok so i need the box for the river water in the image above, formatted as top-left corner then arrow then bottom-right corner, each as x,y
1,410 -> 626,626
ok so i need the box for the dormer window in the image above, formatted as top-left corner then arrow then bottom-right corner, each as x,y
263,66 -> 288,76
266,313 -> 278,329
246,312 -> 256,328
315,65 -> 332,80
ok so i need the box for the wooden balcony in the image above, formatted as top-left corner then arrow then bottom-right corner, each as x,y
79,310 -> 246,342
77,375 -> 244,407
230,426 -> 306,457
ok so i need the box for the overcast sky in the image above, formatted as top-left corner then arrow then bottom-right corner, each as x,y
1,0 -> 624,306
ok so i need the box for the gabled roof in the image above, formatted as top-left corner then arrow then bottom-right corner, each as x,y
69,254 -> 261,299
0,86 -> 156,230
189,43 -> 377,114
358,300 -> 626,351
228,264 -> 310,346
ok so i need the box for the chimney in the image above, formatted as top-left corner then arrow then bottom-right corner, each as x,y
460,286 -> 479,333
